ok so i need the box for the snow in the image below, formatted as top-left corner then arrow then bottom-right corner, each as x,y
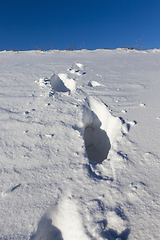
0,49 -> 160,240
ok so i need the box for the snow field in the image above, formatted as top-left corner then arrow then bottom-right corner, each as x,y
0,49 -> 160,240
31,60 -> 133,240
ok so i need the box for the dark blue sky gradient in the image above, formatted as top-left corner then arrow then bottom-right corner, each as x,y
1,0 -> 160,50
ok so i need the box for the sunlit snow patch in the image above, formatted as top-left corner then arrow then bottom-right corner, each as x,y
83,96 -> 122,163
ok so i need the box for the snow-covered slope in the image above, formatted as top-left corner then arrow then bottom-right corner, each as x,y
0,49 -> 160,240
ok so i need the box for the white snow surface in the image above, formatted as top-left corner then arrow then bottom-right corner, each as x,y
0,49 -> 160,240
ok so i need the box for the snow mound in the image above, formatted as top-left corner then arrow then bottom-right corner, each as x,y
88,81 -> 102,87
83,96 -> 122,163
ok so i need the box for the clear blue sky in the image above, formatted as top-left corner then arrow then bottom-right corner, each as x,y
1,0 -> 160,51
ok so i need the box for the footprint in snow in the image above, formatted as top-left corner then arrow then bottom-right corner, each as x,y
84,160 -> 114,182
30,195 -> 90,240
68,63 -> 86,75
37,74 -> 76,97
86,199 -> 130,240
82,96 -> 122,163
101,210 -> 130,240
120,118 -> 137,135
50,73 -> 76,93
127,181 -> 148,204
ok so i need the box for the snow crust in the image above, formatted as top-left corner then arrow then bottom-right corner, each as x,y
0,49 -> 160,240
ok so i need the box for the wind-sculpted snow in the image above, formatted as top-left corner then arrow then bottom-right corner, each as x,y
1,50 -> 160,240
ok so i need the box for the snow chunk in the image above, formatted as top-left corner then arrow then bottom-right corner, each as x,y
58,73 -> 76,92
88,81 -> 102,87
68,63 -> 86,75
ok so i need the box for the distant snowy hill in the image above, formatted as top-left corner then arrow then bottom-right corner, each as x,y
0,49 -> 160,240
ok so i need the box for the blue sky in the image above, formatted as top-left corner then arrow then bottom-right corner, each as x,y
1,0 -> 160,51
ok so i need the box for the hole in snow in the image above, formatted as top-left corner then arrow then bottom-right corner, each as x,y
84,123 -> 111,163
83,97 -> 122,163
